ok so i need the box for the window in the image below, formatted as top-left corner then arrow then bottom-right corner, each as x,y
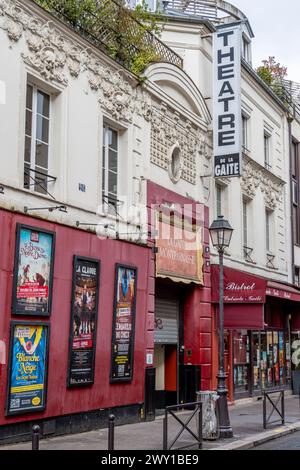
292,140 -> 300,245
242,36 -> 251,63
102,125 -> 118,215
216,184 -> 222,217
242,114 -> 248,150
264,132 -> 271,170
242,199 -> 248,248
295,267 -> 300,287
265,210 -> 272,253
24,84 -> 51,194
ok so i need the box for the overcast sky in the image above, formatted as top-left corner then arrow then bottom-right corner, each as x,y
230,0 -> 300,82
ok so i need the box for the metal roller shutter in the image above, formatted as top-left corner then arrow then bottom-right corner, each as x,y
154,298 -> 179,344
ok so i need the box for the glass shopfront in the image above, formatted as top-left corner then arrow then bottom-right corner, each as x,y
232,329 -> 290,398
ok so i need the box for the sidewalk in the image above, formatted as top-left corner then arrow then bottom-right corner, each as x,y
1,394 -> 300,451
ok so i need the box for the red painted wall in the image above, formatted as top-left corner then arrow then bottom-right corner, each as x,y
147,181 -> 212,391
0,209 -> 152,426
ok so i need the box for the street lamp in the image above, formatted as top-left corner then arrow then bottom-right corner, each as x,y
209,215 -> 233,438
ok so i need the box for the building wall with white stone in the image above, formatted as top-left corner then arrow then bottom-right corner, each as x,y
158,11 -> 292,284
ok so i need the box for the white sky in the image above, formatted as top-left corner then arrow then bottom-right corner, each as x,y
230,0 -> 300,82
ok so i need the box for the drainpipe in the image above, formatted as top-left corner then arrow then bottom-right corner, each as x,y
288,117 -> 295,284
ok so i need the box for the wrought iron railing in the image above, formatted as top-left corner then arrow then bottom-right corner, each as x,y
243,246 -> 255,263
270,80 -> 300,120
32,0 -> 183,74
266,253 -> 276,270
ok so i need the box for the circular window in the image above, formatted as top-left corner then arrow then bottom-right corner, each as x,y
168,144 -> 182,183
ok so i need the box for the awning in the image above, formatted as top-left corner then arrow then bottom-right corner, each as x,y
211,265 -> 266,303
224,304 -> 264,330
266,281 -> 300,303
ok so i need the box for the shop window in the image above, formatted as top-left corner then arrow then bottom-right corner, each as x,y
24,83 -> 52,194
233,331 -> 250,395
252,332 -> 260,390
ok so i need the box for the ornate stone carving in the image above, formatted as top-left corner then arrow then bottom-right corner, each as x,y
0,0 -> 153,124
241,160 -> 283,209
150,104 -> 206,185
260,174 -> 283,210
241,162 -> 260,198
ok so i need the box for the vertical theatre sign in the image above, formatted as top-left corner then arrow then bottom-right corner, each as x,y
110,265 -> 137,382
67,257 -> 100,387
12,224 -> 55,316
6,322 -> 50,415
213,25 -> 242,177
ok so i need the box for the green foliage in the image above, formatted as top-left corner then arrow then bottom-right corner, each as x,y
256,66 -> 273,86
34,0 -> 165,77
256,56 -> 288,99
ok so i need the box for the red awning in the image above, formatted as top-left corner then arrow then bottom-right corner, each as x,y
266,281 -> 300,303
211,265 -> 266,303
224,304 -> 264,330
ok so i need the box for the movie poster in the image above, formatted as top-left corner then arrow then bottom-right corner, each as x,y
12,224 -> 55,316
110,265 -> 137,382
6,322 -> 49,415
67,257 -> 100,387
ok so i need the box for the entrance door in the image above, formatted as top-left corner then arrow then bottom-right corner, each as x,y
154,298 -> 179,408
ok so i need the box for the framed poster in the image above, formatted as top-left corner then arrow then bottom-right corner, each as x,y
110,264 -> 137,383
67,256 -> 100,387
12,224 -> 55,316
6,321 -> 50,416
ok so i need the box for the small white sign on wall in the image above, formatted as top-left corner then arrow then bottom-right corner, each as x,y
0,81 -> 6,105
146,353 -> 153,365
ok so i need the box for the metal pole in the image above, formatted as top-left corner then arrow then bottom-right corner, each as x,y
108,414 -> 115,451
32,425 -> 40,450
281,391 -> 285,425
163,413 -> 168,450
198,403 -> 202,449
216,249 -> 233,438
263,393 -> 266,429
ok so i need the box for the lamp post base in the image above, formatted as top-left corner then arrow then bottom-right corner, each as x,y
217,372 -> 233,438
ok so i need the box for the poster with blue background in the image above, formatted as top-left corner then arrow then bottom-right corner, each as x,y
7,323 -> 49,415
13,224 -> 55,315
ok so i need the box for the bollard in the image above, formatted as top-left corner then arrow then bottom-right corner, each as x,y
32,425 -> 40,450
108,414 -> 115,451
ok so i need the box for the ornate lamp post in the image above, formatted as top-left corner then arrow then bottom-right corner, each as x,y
209,215 -> 234,438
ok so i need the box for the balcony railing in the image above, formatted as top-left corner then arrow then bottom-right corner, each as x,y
32,0 -> 183,75
266,253 -> 276,270
243,246 -> 255,264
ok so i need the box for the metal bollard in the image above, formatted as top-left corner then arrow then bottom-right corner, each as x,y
32,425 -> 40,450
108,414 -> 115,451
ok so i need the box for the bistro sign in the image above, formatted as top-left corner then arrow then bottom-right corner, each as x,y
213,25 -> 242,177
